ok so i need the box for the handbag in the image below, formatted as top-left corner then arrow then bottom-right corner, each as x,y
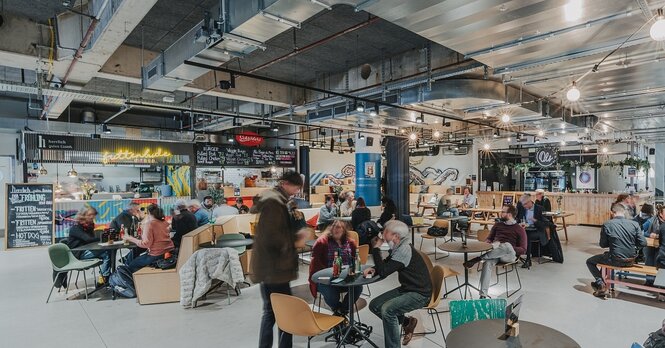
427,226 -> 448,237
153,254 -> 177,270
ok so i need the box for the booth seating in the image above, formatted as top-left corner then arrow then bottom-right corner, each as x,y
132,223 -> 223,305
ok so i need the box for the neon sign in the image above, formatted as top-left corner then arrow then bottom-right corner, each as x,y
102,148 -> 172,164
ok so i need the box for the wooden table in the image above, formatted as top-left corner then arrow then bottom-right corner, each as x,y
418,203 -> 438,217
464,207 -> 501,233
544,212 -> 575,241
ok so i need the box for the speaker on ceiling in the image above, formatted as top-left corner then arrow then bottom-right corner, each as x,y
330,138 -> 335,152
366,136 -> 374,146
649,148 -> 655,155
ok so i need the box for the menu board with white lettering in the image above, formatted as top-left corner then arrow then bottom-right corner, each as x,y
5,184 -> 54,249
195,143 -> 296,167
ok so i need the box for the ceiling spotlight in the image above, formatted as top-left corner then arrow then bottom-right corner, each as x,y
416,113 -> 424,123
560,122 -> 566,128
483,143 -> 491,150
433,130 -> 441,138
507,136 -> 511,142
500,113 -> 511,123
39,165 -> 48,175
359,133 -> 365,139
602,146 -> 608,153
651,8 -> 665,41
493,130 -> 500,138
560,140 -> 566,146
566,81 -> 581,102
583,146 -> 589,151
584,127 -> 590,133
271,123 -> 279,132
561,129 -> 567,134
67,164 -> 78,178
537,129 -> 545,136
290,140 -> 296,147
535,137 -> 541,144
369,104 -> 379,117
454,145 -> 459,150
356,101 -> 365,113
102,124 -> 111,134
409,132 -> 417,141
400,128 -> 406,134
227,135 -> 234,143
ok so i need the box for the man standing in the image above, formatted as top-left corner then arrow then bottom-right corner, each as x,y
463,204 -> 527,298
366,220 -> 432,346
188,199 -> 209,226
586,203 -> 646,298
109,202 -> 140,234
171,200 -> 198,248
317,196 -> 337,231
517,194 -> 547,268
251,171 -> 307,348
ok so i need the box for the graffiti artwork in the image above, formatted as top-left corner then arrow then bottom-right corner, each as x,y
310,164 -> 356,186
409,166 -> 459,185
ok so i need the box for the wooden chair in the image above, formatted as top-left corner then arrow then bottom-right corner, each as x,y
419,219 -> 449,260
271,293 -> 344,348
416,249 -> 462,299
449,298 -> 507,329
348,230 -> 360,246
413,265 -> 449,344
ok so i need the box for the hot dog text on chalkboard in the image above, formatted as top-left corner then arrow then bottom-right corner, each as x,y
5,184 -> 54,249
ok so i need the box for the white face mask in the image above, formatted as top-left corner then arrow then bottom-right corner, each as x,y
387,239 -> 396,249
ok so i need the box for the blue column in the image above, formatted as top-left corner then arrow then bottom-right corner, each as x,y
355,135 -> 382,206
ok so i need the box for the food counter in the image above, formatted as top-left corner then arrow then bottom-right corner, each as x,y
476,191 -> 652,226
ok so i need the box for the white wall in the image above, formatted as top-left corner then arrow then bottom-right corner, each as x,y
409,146 -> 478,188
309,149 -> 356,185
32,163 -> 142,192
0,129 -> 22,182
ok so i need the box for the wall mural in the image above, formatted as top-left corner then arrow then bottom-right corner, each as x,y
310,164 -> 355,186
409,166 -> 459,185
166,165 -> 191,196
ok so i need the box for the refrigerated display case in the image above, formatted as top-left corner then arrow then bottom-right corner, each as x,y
524,170 -> 566,192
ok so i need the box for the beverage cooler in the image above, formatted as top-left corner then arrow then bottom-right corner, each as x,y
523,170 -> 566,192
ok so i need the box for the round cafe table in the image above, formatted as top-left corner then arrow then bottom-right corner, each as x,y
199,238 -> 254,249
446,319 -> 580,348
312,265 -> 381,348
439,241 -> 492,298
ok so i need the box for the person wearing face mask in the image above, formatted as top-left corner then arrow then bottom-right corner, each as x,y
463,204 -> 527,298
308,220 -> 361,317
365,220 -> 432,347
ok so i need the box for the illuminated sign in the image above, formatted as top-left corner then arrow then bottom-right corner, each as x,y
235,131 -> 264,147
102,148 -> 172,164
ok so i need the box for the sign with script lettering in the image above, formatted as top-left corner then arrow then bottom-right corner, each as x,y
535,148 -> 557,168
5,183 -> 54,249
235,131 -> 264,147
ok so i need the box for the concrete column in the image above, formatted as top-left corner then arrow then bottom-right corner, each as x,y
656,144 -> 665,197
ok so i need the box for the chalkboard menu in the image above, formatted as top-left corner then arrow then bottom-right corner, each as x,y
5,183 -> 54,249
195,143 -> 296,167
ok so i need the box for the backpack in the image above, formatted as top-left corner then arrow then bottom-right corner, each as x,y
109,265 -> 136,298
356,220 -> 381,245
427,226 -> 448,237
152,254 -> 177,270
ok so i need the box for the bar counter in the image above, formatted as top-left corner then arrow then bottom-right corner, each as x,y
476,191 -> 652,226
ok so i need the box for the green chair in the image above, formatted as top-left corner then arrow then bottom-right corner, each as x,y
449,298 -> 507,329
46,243 -> 103,303
218,233 -> 248,255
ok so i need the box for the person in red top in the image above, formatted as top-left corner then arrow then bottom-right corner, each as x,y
122,204 -> 174,273
308,220 -> 362,316
463,204 -> 527,298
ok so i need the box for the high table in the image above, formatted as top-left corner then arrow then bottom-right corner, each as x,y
198,238 -> 254,249
312,265 -> 381,348
543,212 -> 575,241
410,223 -> 432,245
71,241 -> 138,273
439,241 -> 492,299
446,319 -> 580,347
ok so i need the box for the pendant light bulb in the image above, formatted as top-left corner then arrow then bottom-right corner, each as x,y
566,82 -> 581,102
67,164 -> 78,178
650,9 -> 665,41
500,113 -> 511,123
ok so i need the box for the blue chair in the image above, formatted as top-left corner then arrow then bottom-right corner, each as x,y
449,298 -> 507,329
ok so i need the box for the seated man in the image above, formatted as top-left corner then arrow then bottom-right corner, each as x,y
457,187 -> 476,216
317,195 -> 337,231
586,203 -> 646,298
437,188 -> 459,217
366,220 -> 432,346
463,204 -> 527,298
516,193 -> 548,268
188,199 -> 210,226
109,202 -> 140,234
171,200 -> 198,248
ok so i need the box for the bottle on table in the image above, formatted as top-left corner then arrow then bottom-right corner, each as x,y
332,251 -> 340,278
335,250 -> 343,276
349,251 -> 356,276
355,250 -> 362,274
120,224 -> 128,245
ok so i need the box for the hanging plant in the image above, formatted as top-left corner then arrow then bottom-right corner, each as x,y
512,161 -> 535,172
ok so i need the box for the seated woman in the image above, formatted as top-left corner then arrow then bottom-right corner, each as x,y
351,197 -> 372,231
339,191 -> 356,217
67,207 -> 111,284
308,220 -> 362,316
377,197 -> 397,228
122,204 -> 175,273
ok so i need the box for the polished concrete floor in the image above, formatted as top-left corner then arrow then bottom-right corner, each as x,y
1,225 -> 663,348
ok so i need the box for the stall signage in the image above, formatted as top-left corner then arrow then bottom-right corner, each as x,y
102,148 -> 172,164
235,131 -> 264,147
5,183 -> 54,249
38,135 -> 75,150
195,143 -> 296,167
535,148 -> 557,167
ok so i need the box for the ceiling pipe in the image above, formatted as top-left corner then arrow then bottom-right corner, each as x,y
41,0 -> 110,118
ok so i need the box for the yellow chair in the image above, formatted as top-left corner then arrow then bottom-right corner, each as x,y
413,265 -> 449,344
476,228 -> 491,243
348,230 -> 360,246
271,293 -> 344,347
357,244 -> 369,265
416,249 -> 462,299
419,219 -> 449,260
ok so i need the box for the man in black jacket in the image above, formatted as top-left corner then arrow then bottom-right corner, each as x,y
366,220 -> 432,346
517,193 -> 548,268
171,200 -> 198,248
587,203 -> 646,297
67,207 -> 112,282
109,202 -> 140,234
534,189 -> 552,213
